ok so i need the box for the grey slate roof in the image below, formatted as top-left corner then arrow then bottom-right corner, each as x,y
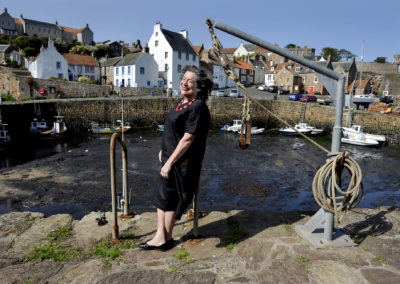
23,18 -> 59,30
0,44 -> 11,53
297,61 -> 329,74
161,29 -> 197,56
100,57 -> 121,67
115,53 -> 143,66
250,59 -> 266,69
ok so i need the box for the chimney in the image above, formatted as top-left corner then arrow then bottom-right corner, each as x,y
20,13 -> 23,19
4,8 -> 7,13
154,21 -> 162,32
179,29 -> 188,39
144,44 -> 149,53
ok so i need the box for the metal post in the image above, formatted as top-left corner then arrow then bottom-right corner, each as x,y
109,133 -> 130,239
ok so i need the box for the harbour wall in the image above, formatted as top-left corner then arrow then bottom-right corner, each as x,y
1,97 -> 400,144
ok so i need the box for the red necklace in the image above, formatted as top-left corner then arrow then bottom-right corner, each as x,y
176,96 -> 198,111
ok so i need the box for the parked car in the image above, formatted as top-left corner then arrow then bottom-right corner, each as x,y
257,85 -> 267,91
229,89 -> 239,98
216,90 -> 227,97
288,93 -> 303,101
300,95 -> 317,102
277,87 -> 290,94
267,86 -> 278,93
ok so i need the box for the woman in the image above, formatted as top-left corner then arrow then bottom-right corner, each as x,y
139,65 -> 212,251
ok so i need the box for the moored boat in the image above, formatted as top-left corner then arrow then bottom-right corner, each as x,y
238,126 -> 265,135
29,118 -> 50,135
226,119 -> 242,132
278,125 -> 312,136
296,122 -> 324,135
91,120 -> 131,134
41,116 -> 67,138
0,123 -> 11,150
342,125 -> 385,143
341,132 -> 379,147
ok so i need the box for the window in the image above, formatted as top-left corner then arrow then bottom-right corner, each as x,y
116,79 -> 119,86
140,67 -> 145,74
271,66 -> 274,71
219,75 -> 223,82
90,75 -> 95,81
288,65 -> 292,70
127,78 -> 131,86
56,61 -> 61,69
178,52 -> 181,59
287,78 -> 290,82
268,75 -> 272,80
241,69 -> 246,75
48,29 -> 50,34
302,77 -> 305,83
147,81 -> 151,86
116,67 -> 119,75
186,53 -> 189,60
127,66 -> 131,75
90,66 -> 94,73
69,65 -> 74,71
165,52 -> 168,59
165,64 -> 168,71
78,66 -> 82,73
250,70 -> 254,75
58,73 -> 63,79
38,28 -> 41,32
314,76 -> 318,83
85,66 -> 89,73
155,40 -> 158,47
121,66 -> 125,75
155,32 -> 158,36
295,66 -> 301,72
177,64 -> 181,73
192,55 -> 196,61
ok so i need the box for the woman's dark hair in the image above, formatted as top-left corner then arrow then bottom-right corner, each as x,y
181,65 -> 213,101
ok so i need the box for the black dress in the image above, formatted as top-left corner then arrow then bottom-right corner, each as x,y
152,97 -> 210,220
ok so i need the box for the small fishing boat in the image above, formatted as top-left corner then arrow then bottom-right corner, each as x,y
238,126 -> 265,135
157,125 -> 164,132
91,120 -> 131,134
296,122 -> 324,135
41,116 -> 67,138
341,132 -> 379,147
278,124 -> 312,136
226,119 -> 242,132
342,125 -> 385,143
29,118 -> 50,135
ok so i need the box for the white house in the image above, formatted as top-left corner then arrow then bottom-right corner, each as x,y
25,39 -> 68,79
114,48 -> 160,88
63,53 -> 100,82
147,22 -> 199,93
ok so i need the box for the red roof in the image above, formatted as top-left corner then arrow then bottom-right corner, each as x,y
347,79 -> 369,93
62,53 -> 98,66
61,26 -> 86,34
235,60 -> 254,70
222,48 -> 236,54
14,18 -> 22,25
193,45 -> 203,53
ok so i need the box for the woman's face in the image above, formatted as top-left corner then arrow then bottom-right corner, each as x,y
180,71 -> 200,98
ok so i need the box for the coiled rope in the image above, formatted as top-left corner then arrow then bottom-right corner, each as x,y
206,19 -> 364,219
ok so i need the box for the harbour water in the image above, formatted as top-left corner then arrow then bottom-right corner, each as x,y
0,130 -> 399,219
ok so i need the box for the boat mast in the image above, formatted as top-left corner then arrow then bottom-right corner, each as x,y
359,40 -> 364,94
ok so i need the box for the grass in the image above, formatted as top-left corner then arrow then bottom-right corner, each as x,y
48,225 -> 72,240
298,255 -> 310,272
27,242 -> 81,262
282,224 -> 293,232
166,266 -> 181,274
173,249 -> 191,263
94,239 -> 122,261
376,256 -> 389,264
226,216 -> 247,249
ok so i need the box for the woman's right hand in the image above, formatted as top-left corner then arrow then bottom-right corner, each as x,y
158,150 -> 162,163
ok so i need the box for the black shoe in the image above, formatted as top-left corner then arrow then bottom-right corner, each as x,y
138,239 -> 174,251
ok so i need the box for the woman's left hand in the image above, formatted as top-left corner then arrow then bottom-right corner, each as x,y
161,162 -> 172,179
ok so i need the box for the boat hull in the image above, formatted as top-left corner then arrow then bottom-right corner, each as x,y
341,137 -> 379,146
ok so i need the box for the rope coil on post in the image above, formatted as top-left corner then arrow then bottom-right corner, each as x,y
206,19 -> 364,220
312,152 -> 364,222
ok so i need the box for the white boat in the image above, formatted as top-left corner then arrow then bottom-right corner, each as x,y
341,132 -> 379,146
238,126 -> 265,135
342,125 -> 385,143
278,124 -> 312,136
296,122 -> 324,135
41,116 -> 67,138
226,119 -> 242,132
157,124 -> 164,132
91,120 -> 131,134
29,118 -> 50,134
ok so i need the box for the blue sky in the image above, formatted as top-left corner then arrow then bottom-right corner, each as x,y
2,0 -> 398,62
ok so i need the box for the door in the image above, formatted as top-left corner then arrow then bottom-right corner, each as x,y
308,87 -> 314,94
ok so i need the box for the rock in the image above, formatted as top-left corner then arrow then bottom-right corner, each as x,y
10,214 -> 73,256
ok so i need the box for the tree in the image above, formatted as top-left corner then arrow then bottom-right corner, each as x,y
321,47 -> 342,62
285,43 -> 298,49
374,57 -> 387,63
70,45 -> 91,55
339,49 -> 356,61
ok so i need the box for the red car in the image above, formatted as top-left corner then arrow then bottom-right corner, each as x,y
300,95 -> 317,102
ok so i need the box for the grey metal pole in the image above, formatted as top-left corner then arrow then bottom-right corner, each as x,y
323,76 -> 345,241
207,19 -> 342,81
110,133 -> 119,240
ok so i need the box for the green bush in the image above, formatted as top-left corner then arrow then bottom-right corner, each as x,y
1,93 -> 16,101
78,76 -> 90,83
49,77 -> 67,81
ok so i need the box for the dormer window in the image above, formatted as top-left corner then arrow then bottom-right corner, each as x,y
314,76 -> 318,83
288,65 -> 292,70
178,52 -> 181,59
271,66 -> 274,71
295,66 -> 301,72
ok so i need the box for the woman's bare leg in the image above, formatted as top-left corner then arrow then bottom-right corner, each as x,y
147,208 -> 167,246
164,211 -> 176,241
